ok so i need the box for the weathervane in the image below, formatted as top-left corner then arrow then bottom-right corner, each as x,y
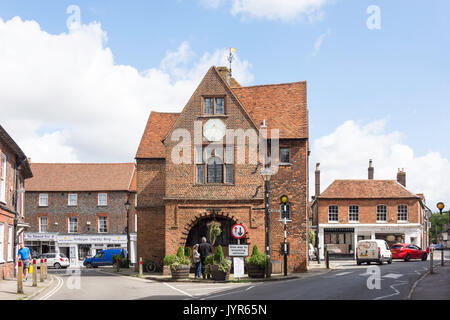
228,47 -> 236,78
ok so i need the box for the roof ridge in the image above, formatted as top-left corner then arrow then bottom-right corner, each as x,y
232,81 -> 306,89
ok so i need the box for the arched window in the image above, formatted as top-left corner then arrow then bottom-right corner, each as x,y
207,157 -> 223,183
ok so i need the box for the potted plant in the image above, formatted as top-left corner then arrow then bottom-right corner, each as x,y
163,246 -> 191,279
245,245 -> 268,278
205,245 -> 231,281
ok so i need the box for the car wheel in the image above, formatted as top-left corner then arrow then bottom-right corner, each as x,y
378,257 -> 383,265
404,254 -> 411,262
85,263 -> 93,268
54,263 -> 61,269
388,258 -> 392,264
422,253 -> 427,261
367,261 -> 371,265
357,260 -> 362,265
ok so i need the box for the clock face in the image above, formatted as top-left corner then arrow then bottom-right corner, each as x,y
203,119 -> 226,142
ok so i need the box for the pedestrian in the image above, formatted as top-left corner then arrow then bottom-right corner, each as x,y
192,244 -> 201,278
198,237 -> 213,279
17,243 -> 32,281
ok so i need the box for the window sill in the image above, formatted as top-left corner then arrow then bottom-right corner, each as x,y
279,163 -> 292,166
348,221 -> 360,224
194,183 -> 235,186
376,221 -> 388,224
38,205 -> 48,208
278,219 -> 292,222
328,221 -> 339,224
198,114 -> 228,119
397,220 -> 409,224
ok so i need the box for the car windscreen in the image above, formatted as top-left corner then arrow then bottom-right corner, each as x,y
391,245 -> 403,249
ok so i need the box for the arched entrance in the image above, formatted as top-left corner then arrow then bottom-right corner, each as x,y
185,214 -> 247,257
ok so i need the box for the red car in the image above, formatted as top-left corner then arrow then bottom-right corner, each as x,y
390,243 -> 428,261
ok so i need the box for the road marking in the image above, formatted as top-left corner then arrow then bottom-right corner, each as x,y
246,285 -> 255,291
383,273 -> 403,279
335,272 -> 353,276
163,282 -> 193,297
184,286 -> 233,291
373,281 -> 408,300
39,275 -> 64,300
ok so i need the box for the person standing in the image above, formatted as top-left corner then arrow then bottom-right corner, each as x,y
192,244 -> 201,278
198,237 -> 212,279
17,243 -> 32,281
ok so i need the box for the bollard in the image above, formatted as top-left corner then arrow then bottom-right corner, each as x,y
430,249 -> 434,274
40,259 -> 44,282
325,250 -> 330,269
44,259 -> 48,280
32,259 -> 37,287
441,249 -> 444,267
139,257 -> 143,276
17,261 -> 24,294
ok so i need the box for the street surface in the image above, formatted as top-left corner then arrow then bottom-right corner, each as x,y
31,258 -> 449,300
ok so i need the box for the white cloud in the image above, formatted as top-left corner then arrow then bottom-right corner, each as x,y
217,0 -> 331,22
0,16 -> 253,163
313,28 -> 331,56
311,120 -> 450,209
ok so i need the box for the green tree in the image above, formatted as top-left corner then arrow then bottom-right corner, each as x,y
429,211 -> 449,243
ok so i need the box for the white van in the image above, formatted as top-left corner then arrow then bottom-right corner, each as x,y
356,239 -> 392,265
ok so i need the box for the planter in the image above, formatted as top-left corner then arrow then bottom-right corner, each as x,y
210,264 -> 229,281
170,265 -> 190,280
247,264 -> 265,278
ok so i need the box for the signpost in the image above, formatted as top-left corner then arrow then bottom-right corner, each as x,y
231,224 -> 248,281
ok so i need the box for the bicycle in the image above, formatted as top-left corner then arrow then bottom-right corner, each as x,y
144,255 -> 164,273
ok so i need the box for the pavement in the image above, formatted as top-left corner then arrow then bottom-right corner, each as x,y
0,273 -> 54,300
409,262 -> 450,300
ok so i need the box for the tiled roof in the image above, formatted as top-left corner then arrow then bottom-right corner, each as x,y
231,81 -> 308,139
135,112 -> 180,159
0,125 -> 33,179
26,163 -> 135,192
319,180 -> 420,199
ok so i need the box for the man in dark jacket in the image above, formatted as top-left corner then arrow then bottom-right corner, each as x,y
198,237 -> 213,279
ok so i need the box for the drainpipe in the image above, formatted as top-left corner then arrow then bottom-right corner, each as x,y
13,158 -> 25,278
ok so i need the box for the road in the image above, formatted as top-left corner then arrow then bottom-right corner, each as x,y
31,258 -> 447,300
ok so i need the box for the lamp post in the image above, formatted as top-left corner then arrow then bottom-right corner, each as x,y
261,167 -> 273,278
124,199 -> 131,268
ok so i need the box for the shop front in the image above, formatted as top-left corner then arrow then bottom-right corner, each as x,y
25,232 -> 137,266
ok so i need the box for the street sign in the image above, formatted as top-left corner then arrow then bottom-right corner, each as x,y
229,244 -> 249,256
233,257 -> 245,278
231,224 -> 246,239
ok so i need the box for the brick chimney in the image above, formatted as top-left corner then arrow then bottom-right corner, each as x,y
368,159 -> 374,180
315,163 -> 321,198
397,168 -> 406,187
217,66 -> 231,85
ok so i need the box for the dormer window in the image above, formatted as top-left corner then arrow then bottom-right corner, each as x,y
204,97 -> 225,115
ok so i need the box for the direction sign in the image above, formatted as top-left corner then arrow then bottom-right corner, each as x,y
231,224 -> 246,239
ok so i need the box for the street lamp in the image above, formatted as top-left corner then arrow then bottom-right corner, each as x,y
124,199 -> 131,268
261,167 -> 273,278
436,202 -> 449,247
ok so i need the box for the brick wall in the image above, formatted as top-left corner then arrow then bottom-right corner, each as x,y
25,190 -> 136,234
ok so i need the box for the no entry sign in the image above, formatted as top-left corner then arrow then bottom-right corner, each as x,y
231,224 -> 246,240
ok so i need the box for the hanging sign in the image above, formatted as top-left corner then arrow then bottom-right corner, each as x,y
231,224 -> 246,240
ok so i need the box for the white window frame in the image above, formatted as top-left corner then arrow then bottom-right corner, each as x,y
0,153 -> 6,204
0,223 -> 4,263
39,216 -> 48,233
68,217 -> 78,233
398,204 -> 408,222
377,205 -> 388,222
39,193 -> 49,207
328,205 -> 339,223
68,193 -> 78,206
7,225 -> 13,261
349,205 -> 360,223
98,193 -> 108,206
98,216 -> 108,233
135,213 -> 137,232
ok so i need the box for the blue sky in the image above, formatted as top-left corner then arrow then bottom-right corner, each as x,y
0,0 -> 449,205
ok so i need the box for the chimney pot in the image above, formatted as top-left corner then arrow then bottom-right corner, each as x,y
368,159 -> 374,179
315,163 -> 321,198
397,168 -> 406,187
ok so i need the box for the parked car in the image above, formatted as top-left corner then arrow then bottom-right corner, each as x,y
430,243 -> 444,250
390,243 -> 428,261
356,239 -> 392,265
34,253 -> 70,269
83,249 -> 127,268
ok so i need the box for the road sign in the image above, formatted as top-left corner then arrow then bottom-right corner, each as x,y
229,244 -> 249,257
231,224 -> 246,240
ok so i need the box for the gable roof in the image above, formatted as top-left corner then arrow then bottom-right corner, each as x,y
318,180 -> 420,199
135,112 -> 180,159
136,66 -> 308,159
232,81 -> 308,139
0,125 -> 33,179
26,163 -> 135,192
